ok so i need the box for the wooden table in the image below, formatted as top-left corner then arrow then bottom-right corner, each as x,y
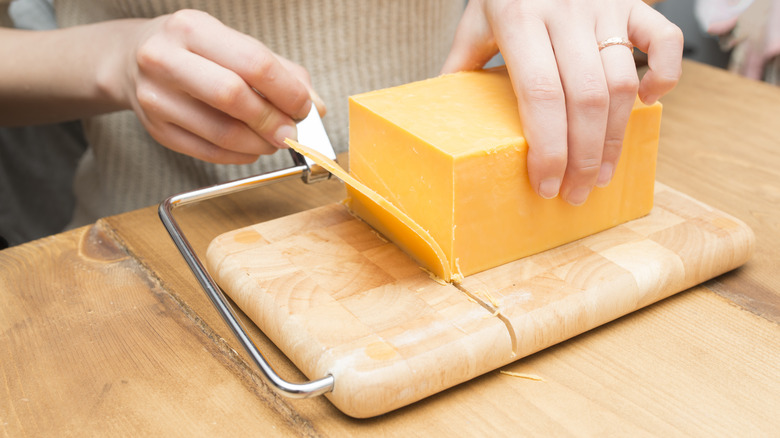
2,60 -> 778,436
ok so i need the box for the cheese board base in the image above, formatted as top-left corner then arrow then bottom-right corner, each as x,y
205,182 -> 754,418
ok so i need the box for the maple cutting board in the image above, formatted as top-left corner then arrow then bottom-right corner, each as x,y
205,182 -> 754,418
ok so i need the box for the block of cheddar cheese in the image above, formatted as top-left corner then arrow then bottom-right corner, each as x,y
347,67 -> 662,280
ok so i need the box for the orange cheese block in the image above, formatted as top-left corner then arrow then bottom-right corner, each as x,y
347,67 -> 662,280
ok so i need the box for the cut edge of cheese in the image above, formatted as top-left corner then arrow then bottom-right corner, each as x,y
285,139 -> 454,281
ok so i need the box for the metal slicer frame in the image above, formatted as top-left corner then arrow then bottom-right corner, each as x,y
158,107 -> 337,398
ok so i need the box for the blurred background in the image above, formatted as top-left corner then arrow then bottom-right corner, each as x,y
656,0 -> 731,69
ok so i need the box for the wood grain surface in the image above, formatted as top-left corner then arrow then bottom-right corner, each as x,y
206,183 -> 754,417
655,63 -> 780,322
2,60 -> 779,436
0,223 -> 308,436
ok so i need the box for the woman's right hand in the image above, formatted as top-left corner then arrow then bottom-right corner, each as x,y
113,9 -> 322,164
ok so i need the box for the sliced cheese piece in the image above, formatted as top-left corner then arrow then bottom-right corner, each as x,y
347,66 -> 662,278
285,139 -> 452,280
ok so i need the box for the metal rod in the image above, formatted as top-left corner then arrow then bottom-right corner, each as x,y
158,164 -> 335,398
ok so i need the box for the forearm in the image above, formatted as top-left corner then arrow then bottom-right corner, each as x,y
0,19 -> 144,126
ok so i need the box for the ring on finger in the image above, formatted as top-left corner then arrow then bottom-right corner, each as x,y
598,37 -> 633,52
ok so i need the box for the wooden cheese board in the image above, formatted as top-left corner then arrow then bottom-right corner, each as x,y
205,182 -> 754,418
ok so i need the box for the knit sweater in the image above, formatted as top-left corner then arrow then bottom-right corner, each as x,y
52,0 -> 463,227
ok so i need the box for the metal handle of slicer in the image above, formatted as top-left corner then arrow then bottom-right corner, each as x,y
158,107 -> 337,398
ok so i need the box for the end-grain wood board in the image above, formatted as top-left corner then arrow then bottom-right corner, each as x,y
205,182 -> 754,418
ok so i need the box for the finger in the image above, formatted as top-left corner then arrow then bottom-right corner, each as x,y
136,42 -> 298,149
135,81 -> 278,159
549,14 -> 609,205
163,10 -> 312,120
276,55 -> 327,116
595,29 -> 640,187
487,7 -> 567,199
441,0 -> 497,74
627,3 -> 684,104
157,123 -> 260,164
139,114 -> 261,165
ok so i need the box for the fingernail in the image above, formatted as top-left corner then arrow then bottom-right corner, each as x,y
566,186 -> 591,206
293,100 -> 313,122
596,162 -> 614,187
273,124 -> 297,149
538,178 -> 561,199
310,91 -> 327,115
642,94 -> 659,105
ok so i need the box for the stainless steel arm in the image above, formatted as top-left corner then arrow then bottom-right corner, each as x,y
157,106 -> 338,398
158,164 -> 335,398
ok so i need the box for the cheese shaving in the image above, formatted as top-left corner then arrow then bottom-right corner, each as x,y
286,138 -> 452,280
499,371 -> 544,381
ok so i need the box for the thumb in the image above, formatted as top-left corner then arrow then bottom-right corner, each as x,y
441,1 -> 498,74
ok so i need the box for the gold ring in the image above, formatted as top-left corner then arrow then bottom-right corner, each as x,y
598,37 -> 633,52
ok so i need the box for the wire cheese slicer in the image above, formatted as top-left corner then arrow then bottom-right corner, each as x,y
158,106 -> 337,398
